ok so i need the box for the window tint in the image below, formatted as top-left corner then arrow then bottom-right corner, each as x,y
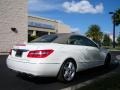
68,35 -> 98,48
82,37 -> 98,47
31,35 -> 57,43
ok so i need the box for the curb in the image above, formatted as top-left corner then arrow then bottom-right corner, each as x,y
0,53 -> 9,55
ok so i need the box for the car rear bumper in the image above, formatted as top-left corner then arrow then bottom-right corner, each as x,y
6,58 -> 61,77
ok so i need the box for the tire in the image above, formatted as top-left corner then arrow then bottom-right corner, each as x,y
104,54 -> 111,67
57,59 -> 76,83
17,73 -> 27,77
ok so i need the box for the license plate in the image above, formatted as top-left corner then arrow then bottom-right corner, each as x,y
15,50 -> 23,57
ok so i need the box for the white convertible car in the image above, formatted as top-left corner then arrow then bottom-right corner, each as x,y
6,33 -> 112,82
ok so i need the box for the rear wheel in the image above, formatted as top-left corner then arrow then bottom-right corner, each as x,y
104,54 -> 111,67
57,60 -> 76,82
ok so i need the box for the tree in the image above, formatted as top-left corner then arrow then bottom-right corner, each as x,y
85,24 -> 103,43
102,34 -> 112,46
113,9 -> 120,26
117,35 -> 120,46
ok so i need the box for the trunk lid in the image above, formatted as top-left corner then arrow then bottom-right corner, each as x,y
10,43 -> 54,59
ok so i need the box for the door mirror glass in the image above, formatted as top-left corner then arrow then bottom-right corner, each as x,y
96,43 -> 101,48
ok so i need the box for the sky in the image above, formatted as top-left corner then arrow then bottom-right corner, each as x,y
28,0 -> 120,36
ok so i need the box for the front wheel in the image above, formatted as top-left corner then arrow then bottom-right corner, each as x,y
104,54 -> 111,67
57,60 -> 76,82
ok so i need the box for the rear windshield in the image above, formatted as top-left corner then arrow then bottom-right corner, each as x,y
31,35 -> 58,43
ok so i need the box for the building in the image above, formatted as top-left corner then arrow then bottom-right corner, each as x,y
0,0 -> 28,52
28,16 -> 71,37
0,1 -> 71,52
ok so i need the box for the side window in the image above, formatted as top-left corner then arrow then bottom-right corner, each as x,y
83,37 -> 98,47
68,36 -> 83,45
68,35 -> 98,48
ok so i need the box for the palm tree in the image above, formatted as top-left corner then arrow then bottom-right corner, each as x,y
85,24 -> 103,43
117,35 -> 120,46
103,34 -> 112,46
114,9 -> 120,26
110,9 -> 120,48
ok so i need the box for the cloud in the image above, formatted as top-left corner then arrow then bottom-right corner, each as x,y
104,30 -> 112,35
28,0 -> 60,12
29,0 -> 104,14
109,34 -> 117,41
62,0 -> 104,14
70,27 -> 80,34
57,20 -> 64,24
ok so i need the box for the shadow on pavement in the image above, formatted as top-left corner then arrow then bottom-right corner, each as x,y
17,63 -> 119,86
0,55 -> 120,90
16,73 -> 57,84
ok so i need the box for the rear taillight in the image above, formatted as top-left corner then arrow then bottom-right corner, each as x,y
27,49 -> 54,58
9,49 -> 12,55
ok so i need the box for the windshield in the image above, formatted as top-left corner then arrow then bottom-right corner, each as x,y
30,35 -> 58,43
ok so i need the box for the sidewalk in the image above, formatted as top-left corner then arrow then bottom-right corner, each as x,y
0,52 -> 9,55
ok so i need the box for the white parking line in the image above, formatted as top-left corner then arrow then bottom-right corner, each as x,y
61,79 -> 97,90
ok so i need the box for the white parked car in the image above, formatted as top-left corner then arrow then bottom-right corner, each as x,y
6,33 -> 112,82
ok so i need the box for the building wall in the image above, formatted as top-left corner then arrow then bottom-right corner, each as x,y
28,16 -> 58,33
57,23 -> 71,33
28,16 -> 71,35
0,0 -> 28,52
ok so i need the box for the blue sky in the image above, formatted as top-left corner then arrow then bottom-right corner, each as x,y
28,0 -> 120,36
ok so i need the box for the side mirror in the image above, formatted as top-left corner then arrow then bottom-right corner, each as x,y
96,43 -> 101,48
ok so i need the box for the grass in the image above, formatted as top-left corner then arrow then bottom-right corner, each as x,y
77,69 -> 120,90
102,46 -> 120,50
109,47 -> 120,50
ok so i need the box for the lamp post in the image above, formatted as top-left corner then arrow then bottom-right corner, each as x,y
109,12 -> 116,48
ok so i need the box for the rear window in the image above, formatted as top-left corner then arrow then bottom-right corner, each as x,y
30,35 -> 58,43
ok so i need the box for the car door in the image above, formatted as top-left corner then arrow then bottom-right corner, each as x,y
68,35 -> 91,70
78,36 -> 104,67
68,35 -> 103,69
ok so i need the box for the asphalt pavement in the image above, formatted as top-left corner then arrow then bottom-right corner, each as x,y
0,51 -> 119,90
